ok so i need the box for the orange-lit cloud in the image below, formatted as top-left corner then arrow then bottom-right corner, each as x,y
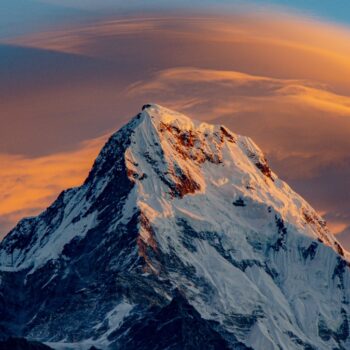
7,13 -> 350,94
5,18 -> 161,56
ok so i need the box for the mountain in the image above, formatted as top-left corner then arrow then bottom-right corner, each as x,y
0,104 -> 349,349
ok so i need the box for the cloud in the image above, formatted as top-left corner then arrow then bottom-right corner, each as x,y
5,18 -> 161,55
6,13 -> 350,95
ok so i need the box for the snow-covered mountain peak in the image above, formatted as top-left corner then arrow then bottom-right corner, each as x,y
120,105 -> 348,262
1,104 -> 348,273
0,105 -> 349,350
141,103 -> 197,127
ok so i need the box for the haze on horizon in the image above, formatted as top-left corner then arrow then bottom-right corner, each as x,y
1,0 -> 350,249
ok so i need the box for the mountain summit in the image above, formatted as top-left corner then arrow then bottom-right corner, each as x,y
0,104 -> 349,349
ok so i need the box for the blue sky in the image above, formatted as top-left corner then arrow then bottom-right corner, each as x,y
253,0 -> 350,25
1,1 -> 350,39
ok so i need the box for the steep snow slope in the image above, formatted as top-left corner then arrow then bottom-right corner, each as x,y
0,104 -> 349,350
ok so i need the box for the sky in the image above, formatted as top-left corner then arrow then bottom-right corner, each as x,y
1,1 -> 350,249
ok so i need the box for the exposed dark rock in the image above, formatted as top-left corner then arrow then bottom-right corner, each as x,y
142,104 -> 153,111
233,198 -> 246,207
301,242 -> 318,260
220,126 -> 236,143
271,216 -> 288,251
170,170 -> 201,198
333,257 -> 347,290
302,209 -> 333,248
334,241 -> 345,257
255,161 -> 274,181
